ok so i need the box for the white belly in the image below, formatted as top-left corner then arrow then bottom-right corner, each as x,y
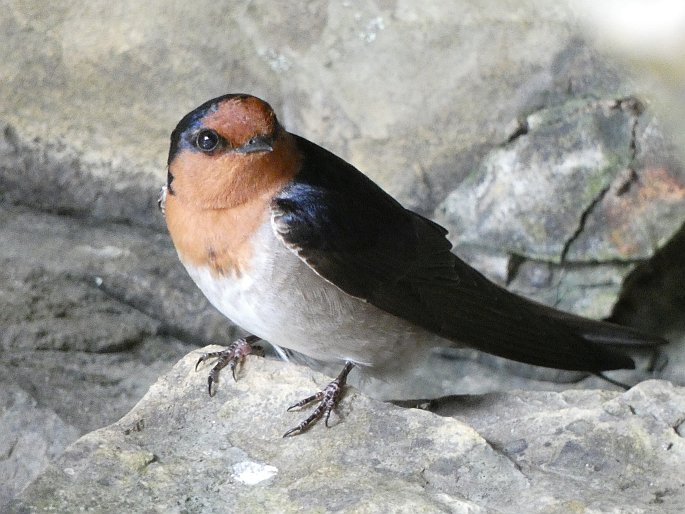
181,221 -> 441,372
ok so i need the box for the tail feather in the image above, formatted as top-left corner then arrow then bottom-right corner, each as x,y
524,298 -> 668,347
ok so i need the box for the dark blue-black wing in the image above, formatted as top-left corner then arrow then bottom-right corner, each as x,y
271,135 -> 664,371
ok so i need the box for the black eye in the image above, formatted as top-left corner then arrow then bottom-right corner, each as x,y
195,129 -> 220,152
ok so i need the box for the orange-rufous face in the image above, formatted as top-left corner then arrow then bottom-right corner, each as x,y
166,95 -> 300,211
163,94 -> 301,275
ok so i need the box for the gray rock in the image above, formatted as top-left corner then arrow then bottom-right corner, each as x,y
0,2 -> 647,220
0,203 -> 235,348
0,381 -> 80,507
0,203 -> 199,509
1,0 -> 682,322
2,198 -> 655,511
10,352 -> 685,513
440,99 -> 636,263
437,98 -> 685,318
1,0 -> 685,510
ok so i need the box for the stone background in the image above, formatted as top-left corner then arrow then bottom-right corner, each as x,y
2,1 -> 685,511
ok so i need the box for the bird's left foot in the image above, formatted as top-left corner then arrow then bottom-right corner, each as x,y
283,361 -> 355,437
195,335 -> 262,396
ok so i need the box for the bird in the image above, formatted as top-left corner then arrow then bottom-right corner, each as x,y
160,93 -> 666,437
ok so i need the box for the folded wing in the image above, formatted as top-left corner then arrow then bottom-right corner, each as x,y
271,136 -> 665,371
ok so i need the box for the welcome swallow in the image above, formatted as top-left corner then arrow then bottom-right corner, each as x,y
161,94 -> 665,436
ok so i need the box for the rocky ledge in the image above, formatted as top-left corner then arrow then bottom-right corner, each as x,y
10,348 -> 685,513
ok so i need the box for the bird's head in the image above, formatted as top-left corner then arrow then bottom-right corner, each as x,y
166,94 -> 299,210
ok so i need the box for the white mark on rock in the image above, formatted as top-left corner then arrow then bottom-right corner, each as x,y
360,16 -> 385,43
76,245 -> 129,259
232,460 -> 278,485
260,49 -> 291,72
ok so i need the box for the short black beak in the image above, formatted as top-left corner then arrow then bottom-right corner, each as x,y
235,134 -> 274,154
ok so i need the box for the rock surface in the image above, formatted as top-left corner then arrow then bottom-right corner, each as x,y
436,98 -> 685,318
3,206 -> 667,512
4,1 -> 680,227
0,203 -> 199,509
10,351 -> 685,513
2,0 -> 685,510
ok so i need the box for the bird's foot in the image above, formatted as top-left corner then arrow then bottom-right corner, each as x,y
195,335 -> 262,396
283,361 -> 354,437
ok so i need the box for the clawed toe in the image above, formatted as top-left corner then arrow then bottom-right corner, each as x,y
283,362 -> 354,437
194,335 -> 261,395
